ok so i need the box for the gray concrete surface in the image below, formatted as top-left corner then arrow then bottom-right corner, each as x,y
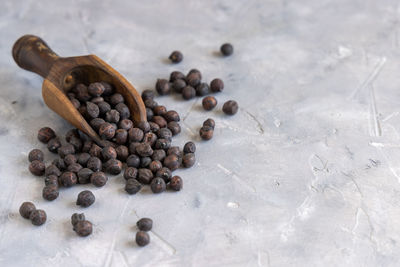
1,0 -> 400,266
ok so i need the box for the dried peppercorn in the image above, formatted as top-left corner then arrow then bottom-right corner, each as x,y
150,177 -> 166,193
99,122 -> 116,139
169,176 -> 183,191
203,118 -> 215,129
182,153 -> 196,168
140,157 -> 152,168
137,121 -> 151,133
169,51 -> 183,63
102,146 -> 117,161
137,168 -> 153,184
42,185 -> 59,201
154,138 -> 171,150
137,218 -> 153,231
78,153 -> 91,166
67,163 -> 83,173
60,172 -> 78,187
183,142 -> 196,154
45,164 -> 61,177
143,132 -> 157,146
64,154 -> 77,166
129,128 -> 144,142
30,209 -> 47,226
75,84 -> 91,101
188,69 -> 202,79
70,98 -> 80,109
91,171 -> 108,187
125,178 -> 142,195
182,86 -> 196,100
89,143 -> 102,158
37,127 -> 56,143
126,154 -> 140,168
136,143 -> 153,157
124,167 -> 138,180
98,101 -> 111,116
149,160 -> 162,173
154,105 -> 167,116
152,116 -> 167,128
68,136 -> 83,152
136,231 -> 150,246
146,108 -> 154,121
101,81 -> 114,96
172,79 -> 186,93
119,119 -> 133,130
65,129 -> 78,141
88,82 -> 105,96
115,103 -> 130,120
167,146 -> 183,158
28,149 -> 44,162
156,167 -> 172,182
202,96 -> 217,110
82,140 -> 94,153
210,78 -> 224,92
52,158 -> 66,171
141,89 -> 155,100
222,100 -> 239,115
149,122 -> 160,133
110,93 -> 124,106
155,79 -> 171,95
195,83 -> 210,96
74,220 -> 93,237
45,175 -> 59,186
105,159 -> 123,175
77,168 -> 93,184
169,71 -> 185,82
163,154 -> 180,171
152,149 -> 166,161
29,160 -> 45,176
164,110 -> 180,122
144,98 -> 158,109
19,202 -> 36,219
157,128 -> 172,140
86,102 -> 100,119
76,190 -> 95,207
90,118 -> 106,131
47,138 -> 61,153
220,43 -> 233,56
105,109 -> 120,123
91,96 -> 104,104
58,144 -> 75,158
78,106 -> 88,118
71,213 -> 85,226
87,157 -> 102,172
199,126 -> 214,140
186,71 -> 201,87
115,145 -> 129,161
167,121 -> 181,136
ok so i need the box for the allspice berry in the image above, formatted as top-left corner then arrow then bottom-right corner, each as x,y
202,96 -> 218,111
37,127 -> 56,143
222,100 -> 239,115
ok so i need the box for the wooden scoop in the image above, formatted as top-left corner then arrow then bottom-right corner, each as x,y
12,35 -> 146,146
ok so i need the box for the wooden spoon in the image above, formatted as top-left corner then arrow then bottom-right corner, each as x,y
12,35 -> 146,146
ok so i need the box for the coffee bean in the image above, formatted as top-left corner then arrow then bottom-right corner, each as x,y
58,144 -> 75,158
76,190 -> 95,207
137,218 -> 153,231
182,86 -> 196,100
45,164 -> 61,177
125,178 -> 142,195
150,177 -> 166,193
137,169 -> 153,184
60,171 -> 78,187
156,79 -> 171,95
105,159 -> 123,175
199,126 -> 214,140
203,118 -> 215,129
182,153 -> 196,168
77,168 -> 93,184
167,121 -> 181,135
126,154 -> 140,168
29,160 -> 45,176
64,154 -> 77,166
136,231 -> 150,246
116,145 -> 129,161
110,93 -> 124,106
202,96 -> 217,110
77,153 -> 91,166
169,51 -> 183,63
45,175 -> 59,186
196,83 -> 210,96
101,82 -> 114,96
172,79 -> 186,93
87,157 -> 102,172
19,202 -> 36,219
152,116 -> 167,128
30,209 -> 47,226
47,138 -> 62,153
220,43 -> 233,56
152,149 -> 166,161
115,103 -> 130,120
156,167 -> 172,182
99,122 -> 116,139
74,220 -> 92,237
91,171 -> 108,187
128,128 -> 144,142
169,176 -> 183,191
98,101 -> 111,115
37,127 -> 56,143
169,71 -> 185,82
118,119 -> 133,130
149,160 -> 162,173
28,149 -> 44,162
141,89 -> 155,101
67,163 -> 83,173
42,185 -> 59,201
88,82 -> 105,96
71,213 -> 85,226
210,78 -> 224,92
183,142 -> 196,154
222,100 -> 239,115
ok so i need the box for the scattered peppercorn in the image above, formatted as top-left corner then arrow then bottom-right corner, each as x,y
19,202 -> 36,219
202,96 -> 217,110
163,154 -> 180,171
29,160 -> 45,176
195,83 -> 210,96
71,213 -> 85,226
87,156 -> 102,172
182,86 -> 196,100
76,190 -> 95,207
199,126 -> 214,140
137,168 -> 153,184
88,82 -> 105,97
125,178 -> 142,195
77,168 -> 93,184
220,43 -> 234,56
105,159 -> 123,175
150,177 -> 166,193
182,153 -> 196,168
47,138 -> 62,153
203,118 -> 215,129
137,218 -> 153,231
183,142 -> 196,154
60,171 -> 78,187
141,89 -> 155,101
169,71 -> 185,82
222,100 -> 239,115
37,127 -> 56,143
155,79 -> 171,95
74,220 -> 93,237
169,176 -> 183,191
28,149 -> 44,162
169,51 -> 183,63
45,164 -> 61,177
42,185 -> 59,201
91,171 -> 108,187
210,78 -> 224,92
136,231 -> 150,246
29,209 -> 47,226
45,175 -> 59,186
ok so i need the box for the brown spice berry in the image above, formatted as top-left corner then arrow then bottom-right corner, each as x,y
91,171 -> 108,187
202,96 -> 217,111
102,146 -> 117,161
167,121 -> 181,136
110,93 -> 124,106
182,86 -> 196,100
128,128 -> 144,142
220,43 -> 234,56
152,116 -> 167,128
105,159 -> 123,175
155,79 -> 171,95
86,102 -> 100,119
163,154 -> 180,171
210,78 -> 224,92
124,167 -> 138,180
153,105 -> 167,116
58,144 -> 75,158
60,171 -> 78,187
28,149 -> 44,162
149,160 -> 163,173
136,231 -> 150,246
76,190 -> 95,207
195,83 -> 210,96
37,127 -> 56,143
125,178 -> 142,194
29,160 -> 45,176
141,89 -> 155,101
47,138 -> 62,153
115,145 -> 129,161
19,202 -> 36,219
77,168 -> 93,184
222,100 -> 239,115
88,82 -> 105,96
169,176 -> 183,191
169,51 -> 183,63
169,71 -> 185,82
87,157 -> 102,172
119,119 -> 133,130
74,220 -> 93,237
99,123 -> 116,140
199,126 -> 214,140
150,177 -> 166,193
164,110 -> 180,122
203,118 -> 215,129
42,185 -> 59,201
137,218 -> 153,231
182,153 -> 196,168
137,168 -> 153,184
183,142 -> 196,154
30,209 -> 47,226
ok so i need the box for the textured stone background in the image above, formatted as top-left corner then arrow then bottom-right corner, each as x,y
1,0 -> 400,266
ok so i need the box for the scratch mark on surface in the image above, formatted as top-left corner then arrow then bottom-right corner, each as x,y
243,109 -> 265,134
368,85 -> 381,137
151,230 -> 177,255
217,164 -> 257,193
375,147 -> 400,183
182,99 -> 199,122
348,57 -> 386,100
257,250 -> 271,267
382,111 -> 399,122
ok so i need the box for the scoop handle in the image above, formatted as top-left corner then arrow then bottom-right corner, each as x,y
12,35 -> 59,78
